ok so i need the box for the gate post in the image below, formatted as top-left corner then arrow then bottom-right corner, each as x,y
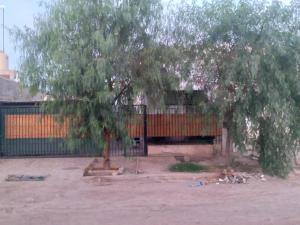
143,105 -> 148,156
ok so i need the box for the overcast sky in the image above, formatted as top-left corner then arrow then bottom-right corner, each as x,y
0,0 -> 292,71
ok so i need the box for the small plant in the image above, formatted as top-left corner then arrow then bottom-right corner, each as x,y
169,162 -> 208,172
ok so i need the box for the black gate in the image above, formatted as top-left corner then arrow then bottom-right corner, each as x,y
0,102 -> 147,157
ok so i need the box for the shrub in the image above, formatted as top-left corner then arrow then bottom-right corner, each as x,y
169,162 -> 208,172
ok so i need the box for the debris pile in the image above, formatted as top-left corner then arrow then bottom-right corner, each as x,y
216,169 -> 267,184
217,169 -> 248,184
217,174 -> 248,184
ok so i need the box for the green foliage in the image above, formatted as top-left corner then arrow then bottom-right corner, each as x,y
172,0 -> 300,177
14,0 -> 179,151
258,118 -> 295,178
169,162 -> 209,173
14,0 -> 300,176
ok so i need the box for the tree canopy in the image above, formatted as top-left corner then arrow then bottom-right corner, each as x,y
15,0 -> 300,176
172,0 -> 300,177
15,0 -> 180,155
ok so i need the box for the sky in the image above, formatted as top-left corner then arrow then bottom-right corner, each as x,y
0,0 -> 292,71
0,0 -> 45,70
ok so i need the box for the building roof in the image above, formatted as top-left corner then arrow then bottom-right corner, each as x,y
0,76 -> 44,102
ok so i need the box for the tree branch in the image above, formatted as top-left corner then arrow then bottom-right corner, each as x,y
111,80 -> 132,105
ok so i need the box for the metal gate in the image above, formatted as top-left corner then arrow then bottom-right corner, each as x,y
0,102 -> 147,157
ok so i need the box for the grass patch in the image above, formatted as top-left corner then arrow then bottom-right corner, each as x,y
169,162 -> 209,173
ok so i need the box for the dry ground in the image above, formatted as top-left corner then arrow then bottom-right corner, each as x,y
0,157 -> 300,225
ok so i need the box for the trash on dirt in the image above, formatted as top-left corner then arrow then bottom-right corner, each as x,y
6,175 -> 47,182
218,174 -> 248,184
248,172 -> 268,181
112,167 -> 125,176
217,169 -> 248,184
216,169 -> 268,184
189,180 -> 205,187
260,174 -> 267,181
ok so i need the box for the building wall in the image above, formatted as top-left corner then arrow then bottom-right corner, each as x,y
0,52 -> 16,80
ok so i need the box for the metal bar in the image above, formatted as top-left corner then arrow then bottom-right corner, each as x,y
0,103 -> 226,157
124,110 -> 127,157
143,105 -> 148,156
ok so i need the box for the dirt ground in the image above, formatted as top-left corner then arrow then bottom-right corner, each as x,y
0,156 -> 300,225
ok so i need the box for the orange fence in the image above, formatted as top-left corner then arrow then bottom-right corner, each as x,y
5,114 -> 141,139
123,114 -> 221,138
5,113 -> 221,139
5,115 -> 69,139
147,114 -> 221,137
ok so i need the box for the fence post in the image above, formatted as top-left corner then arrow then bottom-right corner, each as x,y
143,105 -> 148,156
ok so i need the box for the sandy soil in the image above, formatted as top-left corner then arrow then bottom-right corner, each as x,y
0,157 -> 300,225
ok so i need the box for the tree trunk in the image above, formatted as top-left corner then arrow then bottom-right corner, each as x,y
293,151 -> 299,166
223,109 -> 234,165
225,128 -> 233,165
102,128 -> 111,170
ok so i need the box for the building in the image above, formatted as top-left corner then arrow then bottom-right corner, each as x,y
0,50 -> 45,101
0,76 -> 44,102
0,51 -> 16,80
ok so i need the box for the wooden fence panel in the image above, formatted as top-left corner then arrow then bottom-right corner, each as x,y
5,115 -> 69,139
146,114 -> 221,137
4,113 -> 221,139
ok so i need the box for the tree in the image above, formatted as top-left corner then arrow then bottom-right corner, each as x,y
15,0 -> 179,169
15,0 -> 300,177
173,0 -> 300,177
